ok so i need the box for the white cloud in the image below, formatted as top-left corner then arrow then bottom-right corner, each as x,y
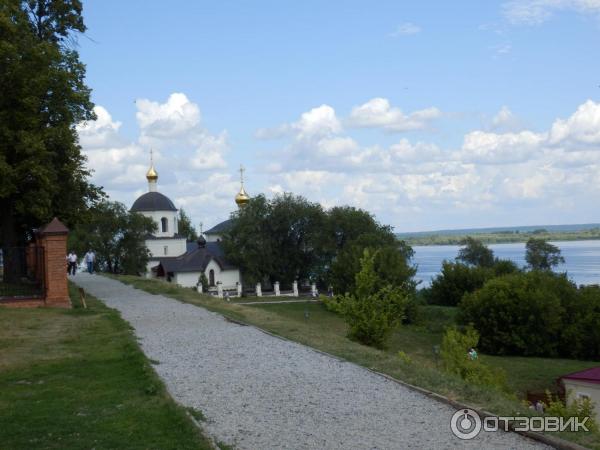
461,130 -> 544,164
389,22 -> 421,37
548,100 -> 600,145
491,106 -> 522,131
136,93 -> 201,142
294,104 -> 342,140
347,98 -> 441,132
503,0 -> 600,25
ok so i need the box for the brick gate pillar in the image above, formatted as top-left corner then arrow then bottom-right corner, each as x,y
38,218 -> 71,308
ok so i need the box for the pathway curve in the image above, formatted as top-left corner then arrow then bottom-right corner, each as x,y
72,274 -> 550,450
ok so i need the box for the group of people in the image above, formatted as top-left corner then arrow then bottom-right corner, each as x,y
66,249 -> 96,276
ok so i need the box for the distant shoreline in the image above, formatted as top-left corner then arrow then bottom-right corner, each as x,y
397,228 -> 600,246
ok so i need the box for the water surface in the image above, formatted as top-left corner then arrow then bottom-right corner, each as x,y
413,240 -> 600,287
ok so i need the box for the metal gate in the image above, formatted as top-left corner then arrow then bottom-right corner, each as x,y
0,246 -> 45,300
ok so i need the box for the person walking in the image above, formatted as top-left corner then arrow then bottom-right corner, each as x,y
67,251 -> 78,276
84,249 -> 96,274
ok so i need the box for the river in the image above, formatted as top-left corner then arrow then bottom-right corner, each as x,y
412,239 -> 600,287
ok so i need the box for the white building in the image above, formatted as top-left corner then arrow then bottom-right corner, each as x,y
130,161 -> 247,290
560,367 -> 600,425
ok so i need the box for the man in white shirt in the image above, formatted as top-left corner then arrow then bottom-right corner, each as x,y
67,251 -> 78,276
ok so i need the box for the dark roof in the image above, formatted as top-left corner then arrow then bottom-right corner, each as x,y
38,217 -> 69,235
561,367 -> 600,385
131,191 -> 177,212
155,241 -> 237,273
204,219 -> 233,235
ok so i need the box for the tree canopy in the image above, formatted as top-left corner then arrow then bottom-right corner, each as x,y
456,237 -> 495,268
68,200 -> 156,275
177,208 -> 198,241
0,0 -> 102,247
221,194 -> 416,292
525,238 -> 565,271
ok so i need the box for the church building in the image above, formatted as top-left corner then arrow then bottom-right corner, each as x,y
130,159 -> 248,291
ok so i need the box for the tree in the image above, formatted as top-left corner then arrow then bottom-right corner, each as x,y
338,249 -> 408,348
177,208 -> 198,241
456,237 -> 495,268
525,238 -> 565,271
458,272 -> 571,356
0,1 -> 102,249
68,200 -> 156,275
426,261 -> 493,306
222,193 -> 325,285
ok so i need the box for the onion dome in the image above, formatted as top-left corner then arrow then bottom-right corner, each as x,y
146,164 -> 158,181
235,186 -> 250,206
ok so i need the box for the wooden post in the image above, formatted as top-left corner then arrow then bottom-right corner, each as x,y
78,287 -> 87,309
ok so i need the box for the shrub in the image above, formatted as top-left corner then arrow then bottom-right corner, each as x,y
559,285 -> 600,359
339,250 -> 408,349
545,391 -> 598,432
427,261 -> 493,306
440,327 -> 508,390
459,272 -> 571,356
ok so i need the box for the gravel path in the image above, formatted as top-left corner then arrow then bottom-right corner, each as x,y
73,274 -> 550,450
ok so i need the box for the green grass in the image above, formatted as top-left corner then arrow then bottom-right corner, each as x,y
0,282 -> 212,450
106,274 -> 600,449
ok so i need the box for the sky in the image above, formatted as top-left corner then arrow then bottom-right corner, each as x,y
76,0 -> 600,232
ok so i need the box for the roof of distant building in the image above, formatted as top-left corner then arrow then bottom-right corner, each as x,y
561,367 -> 600,385
153,241 -> 236,273
131,191 -> 177,212
204,219 -> 233,235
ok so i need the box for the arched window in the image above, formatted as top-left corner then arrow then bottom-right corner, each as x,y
209,269 -> 215,286
161,217 -> 168,233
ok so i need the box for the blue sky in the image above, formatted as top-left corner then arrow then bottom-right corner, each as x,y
76,0 -> 600,232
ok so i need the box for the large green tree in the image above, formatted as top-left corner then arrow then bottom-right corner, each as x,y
222,193 -> 326,285
68,200 -> 156,275
0,0 -> 102,249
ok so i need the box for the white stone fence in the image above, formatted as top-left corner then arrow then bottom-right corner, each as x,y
196,280 -> 327,300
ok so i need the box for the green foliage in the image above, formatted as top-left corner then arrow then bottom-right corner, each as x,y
0,0 -> 103,246
545,391 -> 598,433
457,237 -> 495,267
426,257 -> 520,307
525,237 -> 565,271
222,193 -> 325,285
69,200 -> 156,274
222,194 -> 417,295
338,250 -> 408,348
397,351 -> 412,364
441,327 -> 508,390
427,261 -> 493,306
461,272 -> 600,359
198,272 -> 208,288
177,208 -> 198,241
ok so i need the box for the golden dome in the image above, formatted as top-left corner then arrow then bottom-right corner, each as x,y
235,186 -> 250,206
146,164 -> 158,181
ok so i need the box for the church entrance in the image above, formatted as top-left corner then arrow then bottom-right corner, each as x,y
209,269 -> 215,286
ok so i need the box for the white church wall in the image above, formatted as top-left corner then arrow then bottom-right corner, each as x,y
174,272 -> 201,288
145,237 -> 187,258
204,259 -> 240,289
141,210 -> 179,238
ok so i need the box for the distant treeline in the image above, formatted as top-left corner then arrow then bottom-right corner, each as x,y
398,228 -> 600,246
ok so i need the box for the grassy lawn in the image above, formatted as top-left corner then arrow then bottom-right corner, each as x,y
0,282 -> 212,450
106,274 -> 600,449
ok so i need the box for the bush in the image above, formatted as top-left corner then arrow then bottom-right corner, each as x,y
338,250 -> 408,349
559,285 -> 600,359
440,327 -> 507,390
545,390 -> 598,432
427,261 -> 493,306
458,272 -> 572,356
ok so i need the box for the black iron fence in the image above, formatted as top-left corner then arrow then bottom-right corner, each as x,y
0,246 -> 45,299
